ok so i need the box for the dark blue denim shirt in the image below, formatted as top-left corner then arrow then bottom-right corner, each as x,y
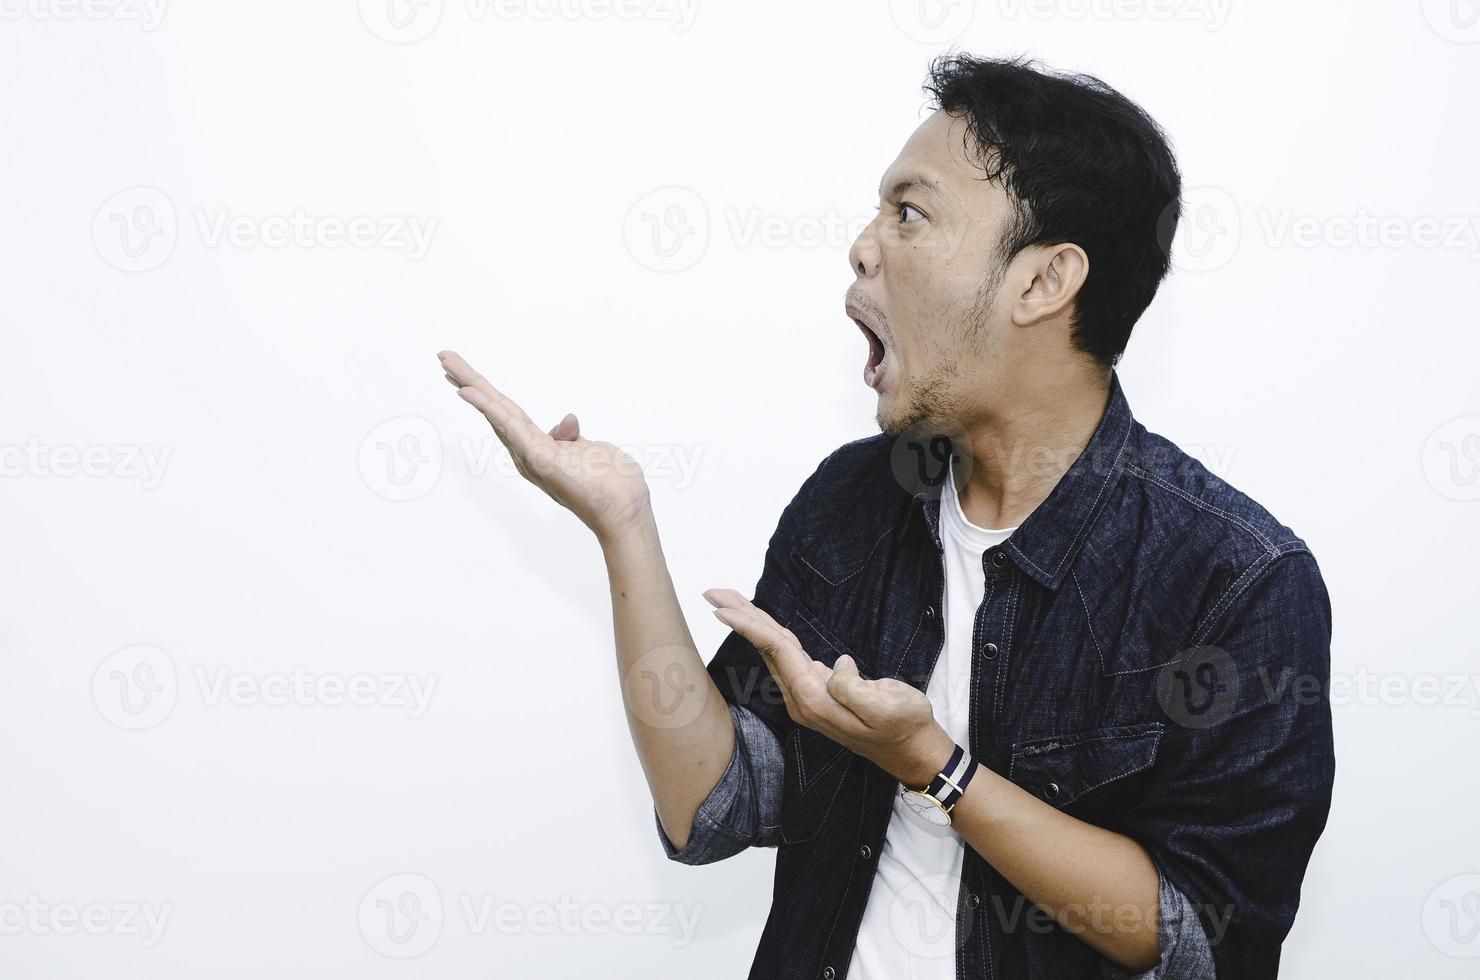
657,370 -> 1335,979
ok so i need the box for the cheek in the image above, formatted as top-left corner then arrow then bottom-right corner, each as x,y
890,226 -> 984,296
886,246 -> 947,316
887,253 -> 979,347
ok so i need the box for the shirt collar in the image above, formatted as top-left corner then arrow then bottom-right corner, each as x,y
918,369 -> 1135,592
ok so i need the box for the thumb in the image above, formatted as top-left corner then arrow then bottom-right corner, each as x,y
548,413 -> 581,441
827,656 -> 874,713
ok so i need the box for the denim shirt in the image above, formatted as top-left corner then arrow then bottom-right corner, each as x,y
655,370 -> 1335,979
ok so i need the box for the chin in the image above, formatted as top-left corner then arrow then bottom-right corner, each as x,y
875,395 -> 922,439
876,378 -> 960,440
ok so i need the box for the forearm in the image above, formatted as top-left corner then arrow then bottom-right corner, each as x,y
600,509 -> 736,850
950,765 -> 1161,971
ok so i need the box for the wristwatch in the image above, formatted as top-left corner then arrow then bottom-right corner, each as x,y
900,743 -> 979,827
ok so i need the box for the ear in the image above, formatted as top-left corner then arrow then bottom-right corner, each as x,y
1010,243 -> 1089,327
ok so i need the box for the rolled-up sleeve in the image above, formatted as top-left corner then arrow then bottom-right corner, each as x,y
1127,547 -> 1335,979
655,702 -> 784,865
1102,866 -> 1216,979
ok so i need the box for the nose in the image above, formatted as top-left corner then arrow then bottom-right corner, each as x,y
848,216 -> 881,279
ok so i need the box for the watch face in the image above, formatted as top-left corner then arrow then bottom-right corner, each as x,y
901,789 -> 952,827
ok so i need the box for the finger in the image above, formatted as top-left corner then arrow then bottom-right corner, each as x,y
704,591 -> 813,678
443,372 -> 459,388
708,593 -> 866,734
826,655 -> 886,727
547,413 -> 580,442
438,350 -> 545,457
702,587 -> 748,610
708,604 -> 818,701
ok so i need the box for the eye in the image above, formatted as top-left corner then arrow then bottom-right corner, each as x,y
898,202 -> 925,223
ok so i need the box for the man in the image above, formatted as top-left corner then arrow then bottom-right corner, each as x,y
438,54 -> 1334,979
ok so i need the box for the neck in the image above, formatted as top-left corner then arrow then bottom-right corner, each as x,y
955,367 -> 1112,530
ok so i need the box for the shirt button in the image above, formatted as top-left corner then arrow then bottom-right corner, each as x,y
924,605 -> 935,619
983,642 -> 999,660
992,551 -> 1008,567
966,893 -> 981,909
1044,782 -> 1061,800
822,968 -> 836,980
858,844 -> 872,860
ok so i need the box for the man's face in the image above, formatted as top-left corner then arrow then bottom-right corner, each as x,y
846,110 -> 1019,437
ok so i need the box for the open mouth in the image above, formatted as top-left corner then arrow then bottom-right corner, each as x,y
853,317 -> 889,391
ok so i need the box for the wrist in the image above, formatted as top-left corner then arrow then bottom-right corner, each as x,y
898,724 -> 956,790
597,499 -> 659,554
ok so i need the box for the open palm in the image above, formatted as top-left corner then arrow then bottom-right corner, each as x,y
439,350 -> 652,540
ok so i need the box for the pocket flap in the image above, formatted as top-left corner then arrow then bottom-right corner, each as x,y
1007,723 -> 1163,808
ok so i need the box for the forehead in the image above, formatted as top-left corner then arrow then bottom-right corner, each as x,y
878,110 -> 985,203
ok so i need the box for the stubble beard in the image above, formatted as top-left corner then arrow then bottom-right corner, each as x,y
877,262 -> 1002,439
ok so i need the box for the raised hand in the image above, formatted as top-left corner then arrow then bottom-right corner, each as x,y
702,588 -> 954,788
439,350 -> 654,542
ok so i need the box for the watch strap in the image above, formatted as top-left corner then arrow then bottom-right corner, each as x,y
923,743 -> 979,812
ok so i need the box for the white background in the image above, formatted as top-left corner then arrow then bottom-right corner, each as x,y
2,0 -> 1478,976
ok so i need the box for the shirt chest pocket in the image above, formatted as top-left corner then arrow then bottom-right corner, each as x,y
1006,723 -> 1163,824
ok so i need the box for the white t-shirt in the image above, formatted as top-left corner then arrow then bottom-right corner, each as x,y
848,465 -> 1017,979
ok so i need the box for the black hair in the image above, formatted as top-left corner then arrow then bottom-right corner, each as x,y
925,54 -> 1182,367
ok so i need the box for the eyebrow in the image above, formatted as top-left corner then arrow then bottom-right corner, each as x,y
879,174 -> 945,200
